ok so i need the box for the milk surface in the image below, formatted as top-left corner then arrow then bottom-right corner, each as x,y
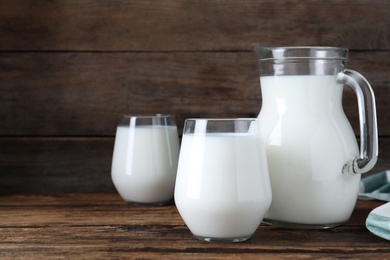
111,125 -> 180,204
174,133 -> 271,238
258,75 -> 360,225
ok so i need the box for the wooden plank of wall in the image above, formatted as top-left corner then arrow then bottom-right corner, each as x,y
0,137 -> 389,193
0,51 -> 389,136
0,0 -> 388,193
0,138 -> 114,193
0,0 -> 389,51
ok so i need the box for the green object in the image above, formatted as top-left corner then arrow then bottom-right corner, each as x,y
359,171 -> 390,201
366,202 -> 390,240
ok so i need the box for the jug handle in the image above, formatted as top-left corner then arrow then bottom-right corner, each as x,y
338,70 -> 378,175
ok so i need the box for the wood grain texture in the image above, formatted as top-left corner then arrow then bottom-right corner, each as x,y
0,0 -> 389,193
0,51 -> 389,136
0,138 -> 114,193
0,193 -> 388,259
0,137 -> 389,194
0,0 -> 389,51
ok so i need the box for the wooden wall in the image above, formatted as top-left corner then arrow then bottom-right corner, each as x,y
0,0 -> 389,193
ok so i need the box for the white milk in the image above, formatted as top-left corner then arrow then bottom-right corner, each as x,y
174,133 -> 272,239
111,125 -> 180,204
258,75 -> 360,225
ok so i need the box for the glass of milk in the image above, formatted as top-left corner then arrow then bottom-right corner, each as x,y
174,118 -> 272,242
111,114 -> 180,206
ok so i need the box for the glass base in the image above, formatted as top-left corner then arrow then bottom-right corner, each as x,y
195,234 -> 252,243
262,218 -> 346,229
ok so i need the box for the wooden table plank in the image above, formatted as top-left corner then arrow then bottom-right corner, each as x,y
0,193 -> 388,259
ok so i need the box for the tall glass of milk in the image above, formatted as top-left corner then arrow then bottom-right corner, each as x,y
251,44 -> 378,229
174,118 -> 272,242
111,114 -> 180,206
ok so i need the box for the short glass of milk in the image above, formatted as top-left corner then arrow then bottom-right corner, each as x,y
174,118 -> 272,242
111,114 -> 180,206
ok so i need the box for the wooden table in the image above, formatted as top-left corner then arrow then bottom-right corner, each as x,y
0,193 -> 389,259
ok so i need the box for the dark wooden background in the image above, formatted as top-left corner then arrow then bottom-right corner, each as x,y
0,0 -> 389,193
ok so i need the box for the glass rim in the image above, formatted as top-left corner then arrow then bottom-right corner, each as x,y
264,46 -> 348,50
183,118 -> 260,135
120,114 -> 175,119
254,46 -> 348,61
184,118 -> 258,121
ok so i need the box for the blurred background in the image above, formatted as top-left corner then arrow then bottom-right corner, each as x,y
0,0 -> 389,193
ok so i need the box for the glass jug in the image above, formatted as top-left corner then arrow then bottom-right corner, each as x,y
252,44 -> 378,229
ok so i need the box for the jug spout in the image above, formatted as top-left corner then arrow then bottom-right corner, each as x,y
250,43 -> 264,60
